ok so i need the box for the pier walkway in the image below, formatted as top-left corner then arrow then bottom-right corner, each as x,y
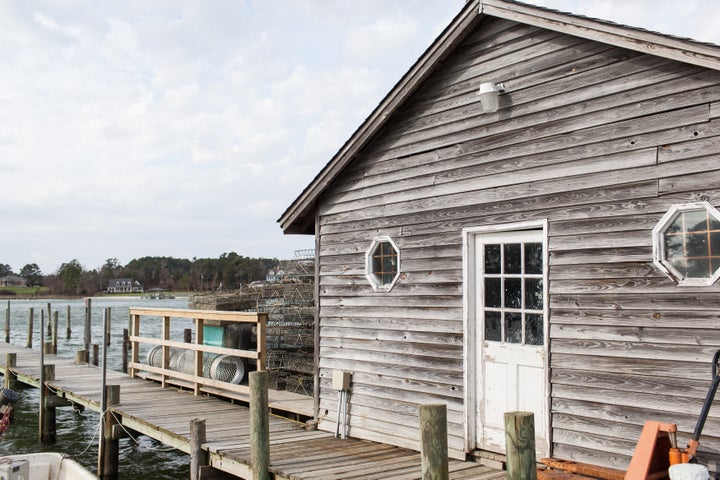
1,343 -> 505,480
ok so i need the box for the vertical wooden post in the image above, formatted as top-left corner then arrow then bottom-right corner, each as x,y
121,329 -> 129,374
43,341 -> 53,354
4,301 -> 9,343
257,313 -> 267,371
40,363 -> 56,443
184,328 -> 192,343
26,307 -> 34,349
161,316 -> 170,388
92,344 -> 99,366
3,353 -> 17,389
98,384 -> 120,480
46,302 -> 52,337
105,307 -> 111,346
76,350 -> 88,364
504,411 -> 537,480
250,370 -> 270,480
129,313 -> 140,378
66,305 -> 72,340
190,418 -> 207,480
52,311 -> 59,354
419,404 -> 449,480
84,298 -> 92,353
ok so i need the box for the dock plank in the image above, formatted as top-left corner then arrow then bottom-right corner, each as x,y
0,342 -> 505,480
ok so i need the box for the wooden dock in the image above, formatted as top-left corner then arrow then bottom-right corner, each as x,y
0,343 -> 505,480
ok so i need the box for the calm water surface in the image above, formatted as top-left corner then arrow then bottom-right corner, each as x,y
1,296 -> 192,479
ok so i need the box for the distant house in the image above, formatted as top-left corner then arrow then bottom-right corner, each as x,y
280,0 -> 720,472
107,278 -> 144,293
0,275 -> 26,287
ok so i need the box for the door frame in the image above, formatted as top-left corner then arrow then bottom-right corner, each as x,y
462,219 -> 550,455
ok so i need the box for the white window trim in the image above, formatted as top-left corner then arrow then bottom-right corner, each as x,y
652,201 -> 720,286
365,236 -> 401,292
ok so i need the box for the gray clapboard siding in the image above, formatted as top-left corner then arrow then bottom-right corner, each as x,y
310,11 -> 720,467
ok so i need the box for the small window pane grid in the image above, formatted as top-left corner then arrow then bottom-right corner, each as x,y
663,210 -> 720,279
372,241 -> 398,286
653,202 -> 720,286
482,242 -> 544,346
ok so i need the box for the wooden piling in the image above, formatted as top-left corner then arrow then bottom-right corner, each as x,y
4,301 -> 9,343
26,307 -> 34,349
105,307 -> 111,346
184,328 -> 192,343
52,311 -> 58,354
504,411 -> 537,480
190,418 -> 207,480
47,302 -> 52,337
250,370 -> 270,480
419,403 -> 449,480
84,298 -> 92,353
76,349 -> 88,364
121,329 -> 129,374
43,341 -> 53,355
3,353 -> 17,389
40,363 -> 56,443
66,305 -> 72,340
98,384 -> 120,480
92,344 -> 99,366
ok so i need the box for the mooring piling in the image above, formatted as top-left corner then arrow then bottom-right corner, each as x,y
190,418 -> 208,480
419,403 -> 449,480
26,307 -> 34,349
504,411 -> 537,480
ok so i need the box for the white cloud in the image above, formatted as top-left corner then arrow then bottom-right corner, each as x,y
1,0 -> 717,274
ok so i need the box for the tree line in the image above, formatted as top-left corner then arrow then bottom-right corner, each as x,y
0,252 -> 280,295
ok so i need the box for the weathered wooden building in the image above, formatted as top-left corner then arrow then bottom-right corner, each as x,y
279,0 -> 720,471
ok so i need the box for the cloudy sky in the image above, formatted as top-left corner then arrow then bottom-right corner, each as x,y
1,1 -> 718,275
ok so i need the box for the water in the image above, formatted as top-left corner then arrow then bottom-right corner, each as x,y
1,296 -> 192,479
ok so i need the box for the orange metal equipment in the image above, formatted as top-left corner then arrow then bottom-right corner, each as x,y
540,349 -> 720,480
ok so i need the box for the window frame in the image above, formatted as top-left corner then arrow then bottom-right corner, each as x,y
365,236 -> 400,292
652,201 -> 720,286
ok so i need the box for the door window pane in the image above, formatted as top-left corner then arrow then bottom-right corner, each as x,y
504,313 -> 522,343
485,278 -> 501,308
504,244 -> 521,274
525,243 -> 543,274
524,278 -> 543,310
484,244 -> 501,274
504,278 -> 522,309
484,311 -> 501,342
525,314 -> 543,345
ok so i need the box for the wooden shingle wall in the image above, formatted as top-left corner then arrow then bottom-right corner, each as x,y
315,16 -> 720,468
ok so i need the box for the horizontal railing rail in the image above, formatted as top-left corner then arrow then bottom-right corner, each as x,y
128,307 -> 267,396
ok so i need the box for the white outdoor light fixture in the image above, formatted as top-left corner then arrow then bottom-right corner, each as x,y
478,81 -> 506,113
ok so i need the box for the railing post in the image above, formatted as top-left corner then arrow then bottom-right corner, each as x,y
257,313 -> 267,371
129,313 -> 140,378
250,370 -> 270,480
504,411 -> 537,480
420,403 -> 449,480
190,418 -> 207,480
194,317 -> 204,395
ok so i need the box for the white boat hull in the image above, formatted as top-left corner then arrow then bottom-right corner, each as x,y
0,453 -> 98,480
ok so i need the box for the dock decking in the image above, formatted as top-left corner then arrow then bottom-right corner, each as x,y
0,343 -> 505,480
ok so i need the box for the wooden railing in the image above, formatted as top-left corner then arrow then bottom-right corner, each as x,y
128,307 -> 266,396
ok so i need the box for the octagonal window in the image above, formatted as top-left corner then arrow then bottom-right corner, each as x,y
652,202 -> 720,286
366,236 -> 400,292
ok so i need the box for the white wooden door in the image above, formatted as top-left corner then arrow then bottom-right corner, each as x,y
473,229 -> 549,455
